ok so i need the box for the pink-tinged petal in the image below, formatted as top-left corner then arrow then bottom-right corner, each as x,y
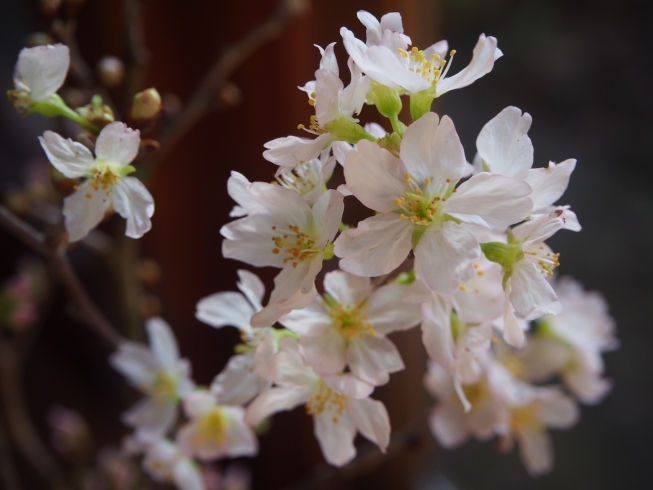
429,403 -> 468,448
343,140 -> 407,213
300,330 -> 347,376
324,270 -> 372,305
525,159 -> 576,211
16,44 -> 70,101
510,262 -> 561,320
123,397 -> 177,438
38,131 -> 93,178
236,269 -> 265,311
347,336 -> 404,386
249,183 -> 313,230
564,369 -> 612,405
503,283 -> 526,348
312,190 -> 345,247
366,283 -> 421,334
245,386 -> 310,426
400,113 -> 466,186
436,34 -> 502,96
424,362 -> 455,399
94,122 -> 140,166
454,260 -> 504,324
146,317 -> 180,371
446,173 -> 532,228
210,353 -> 268,406
347,398 -> 390,451
314,408 -> 357,466
537,391 -> 579,428
222,407 -> 258,457
62,181 -> 111,242
109,343 -> 157,388
278,300 -> 330,336
182,391 -> 215,419
270,338 -> 317,387
420,296 -> 455,371
517,428 -> 553,477
314,68 -> 342,125
263,133 -> 333,167
221,215 -> 285,268
251,280 -> 318,328
403,279 -> 434,304
196,292 -> 254,330
476,106 -> 533,176
335,213 -> 413,277
414,222 -> 479,296
112,177 -> 154,239
322,374 -> 374,399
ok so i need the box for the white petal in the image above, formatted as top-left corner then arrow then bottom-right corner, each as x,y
16,44 -> 70,101
182,390 -> 215,418
343,140 -> 407,213
365,45 -> 429,92
347,336 -> 404,386
453,259 -> 504,324
475,106 -> 533,176
537,391 -> 579,428
146,317 -> 180,371
123,397 -> 177,438
94,122 -> 140,166
503,284 -> 526,348
347,398 -> 390,451
300,330 -> 347,376
245,386 -> 310,426
511,211 -> 564,244
429,403 -> 468,448
263,133 -> 333,167
109,343 -> 157,388
517,428 -> 553,476
270,338 -> 317,387
278,300 -> 331,336
525,159 -> 576,211
221,214 -> 285,268
196,291 -> 254,330
62,181 -> 111,242
236,269 -> 265,311
314,68 -> 342,125
420,296 -> 455,371
564,369 -> 612,405
112,177 -> 154,239
322,374 -> 374,399
210,353 -> 267,406
314,408 -> 357,466
366,283 -> 421,334
172,458 -> 205,490
400,113 -> 465,185
226,171 -> 267,215
324,270 -> 372,305
414,222 -> 479,296
312,189 -> 344,247
335,213 -> 413,277
38,131 -> 93,178
510,263 -> 561,319
222,406 -> 258,457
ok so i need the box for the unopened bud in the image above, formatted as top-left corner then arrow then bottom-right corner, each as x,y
76,94 -> 115,127
97,56 -> 125,88
131,88 -> 162,121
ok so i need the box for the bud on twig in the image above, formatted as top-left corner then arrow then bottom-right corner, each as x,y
97,56 -> 125,88
131,87 -> 162,122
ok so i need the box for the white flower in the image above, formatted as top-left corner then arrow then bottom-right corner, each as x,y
142,439 -> 205,490
38,121 -> 154,241
334,112 -> 532,296
110,318 -> 193,439
356,11 -> 411,49
246,338 -> 390,466
176,390 -> 257,461
11,44 -> 70,111
221,184 -> 344,326
279,270 -> 420,385
196,270 -> 272,406
273,150 -> 337,204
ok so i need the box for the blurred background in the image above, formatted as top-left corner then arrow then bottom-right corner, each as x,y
0,0 -> 652,489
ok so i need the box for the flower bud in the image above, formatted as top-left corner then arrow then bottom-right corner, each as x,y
97,56 -> 125,88
76,95 -> 115,127
131,88 -> 162,121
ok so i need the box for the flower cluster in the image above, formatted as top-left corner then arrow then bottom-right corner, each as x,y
7,8 -> 617,488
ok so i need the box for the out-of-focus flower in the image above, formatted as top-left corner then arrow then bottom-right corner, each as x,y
143,439 -> 205,490
47,405 -> 94,459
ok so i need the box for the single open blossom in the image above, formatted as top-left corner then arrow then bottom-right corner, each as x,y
279,270 -> 421,385
273,150 -> 337,204
342,11 -> 501,98
196,270 -> 272,406
176,390 -> 257,461
222,184 -> 343,326
334,112 -> 532,296
142,439 -> 205,490
39,121 -> 154,241
246,338 -> 390,466
474,106 -> 580,230
110,318 -> 194,440
10,44 -> 70,113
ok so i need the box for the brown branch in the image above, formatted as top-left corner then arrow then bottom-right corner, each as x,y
0,205 -> 122,348
149,0 -> 311,170
283,415 -> 432,490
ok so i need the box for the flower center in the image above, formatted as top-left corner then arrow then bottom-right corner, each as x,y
89,165 -> 121,194
150,372 -> 177,403
460,381 -> 487,408
396,46 -> 457,87
195,408 -> 228,446
297,93 -> 329,135
327,300 -> 373,340
275,160 -> 320,196
510,405 -> 540,432
271,225 -> 318,268
523,245 -> 561,277
395,173 -> 454,225
306,381 -> 347,420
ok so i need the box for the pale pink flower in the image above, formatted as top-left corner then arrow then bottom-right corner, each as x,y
12,44 -> 70,103
142,439 -> 205,490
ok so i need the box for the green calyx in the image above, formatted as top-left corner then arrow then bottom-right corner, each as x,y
324,116 -> 376,144
377,132 -> 402,156
323,242 -> 335,260
480,241 -> 524,288
409,87 -> 436,121
367,81 -> 402,120
394,269 -> 416,286
322,293 -> 338,309
27,94 -> 101,133
450,311 -> 463,342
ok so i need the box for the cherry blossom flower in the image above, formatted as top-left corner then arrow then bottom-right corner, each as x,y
10,44 -> 70,114
110,318 -> 194,440
273,150 -> 336,204
39,121 -> 154,241
246,338 -> 390,466
176,390 -> 257,461
334,112 -> 532,296
142,439 -> 205,490
279,270 -> 421,385
221,184 -> 343,326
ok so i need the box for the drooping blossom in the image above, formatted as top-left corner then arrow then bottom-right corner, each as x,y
334,112 -> 532,296
221,184 -> 343,326
110,318 -> 194,440
141,439 -> 205,490
246,338 -> 390,466
176,390 -> 257,461
39,121 -> 154,241
279,270 -> 421,385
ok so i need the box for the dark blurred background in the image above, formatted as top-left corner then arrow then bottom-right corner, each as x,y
0,0 -> 652,489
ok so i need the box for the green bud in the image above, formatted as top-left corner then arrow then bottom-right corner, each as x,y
480,241 -> 524,287
323,242 -> 335,260
394,269 -> 416,286
450,311 -> 462,342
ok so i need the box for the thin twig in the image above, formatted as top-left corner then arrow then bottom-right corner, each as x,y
149,0 -> 311,170
283,415 -> 432,490
0,205 -> 122,348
